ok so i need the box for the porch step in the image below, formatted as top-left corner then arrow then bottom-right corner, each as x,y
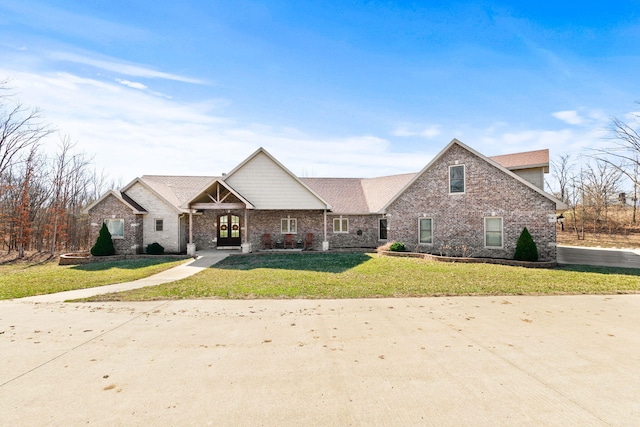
216,246 -> 242,251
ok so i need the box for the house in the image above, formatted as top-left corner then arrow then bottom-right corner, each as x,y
83,139 -> 565,261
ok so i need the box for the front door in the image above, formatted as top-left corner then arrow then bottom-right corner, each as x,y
218,214 -> 241,246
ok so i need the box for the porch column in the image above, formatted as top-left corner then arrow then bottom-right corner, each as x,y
187,208 -> 196,256
242,209 -> 252,253
322,209 -> 329,251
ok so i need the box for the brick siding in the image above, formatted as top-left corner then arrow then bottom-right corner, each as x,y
386,144 -> 557,261
87,194 -> 143,255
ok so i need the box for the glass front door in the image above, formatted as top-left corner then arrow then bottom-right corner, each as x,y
218,214 -> 241,246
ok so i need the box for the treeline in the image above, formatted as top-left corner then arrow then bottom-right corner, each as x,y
549,106 -> 640,236
0,82 -> 115,257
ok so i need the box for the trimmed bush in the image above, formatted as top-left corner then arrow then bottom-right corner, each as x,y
146,242 -> 165,255
389,241 -> 407,252
514,227 -> 538,262
90,223 -> 116,256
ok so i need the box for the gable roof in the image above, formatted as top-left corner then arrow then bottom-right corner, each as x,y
490,149 -> 549,171
223,147 -> 331,210
139,175 -> 217,207
81,190 -> 147,215
382,139 -> 566,211
300,173 -> 416,214
182,177 -> 255,209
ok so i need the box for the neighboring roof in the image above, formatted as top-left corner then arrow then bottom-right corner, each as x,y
490,149 -> 549,170
81,190 -> 147,215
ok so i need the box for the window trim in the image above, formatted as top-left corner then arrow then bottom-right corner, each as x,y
484,217 -> 503,248
104,218 -> 124,239
378,218 -> 388,241
449,164 -> 466,194
418,217 -> 433,245
333,216 -> 349,234
154,218 -> 164,232
281,218 -> 297,234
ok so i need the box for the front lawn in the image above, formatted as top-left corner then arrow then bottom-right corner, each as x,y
83,252 -> 640,301
0,257 -> 189,299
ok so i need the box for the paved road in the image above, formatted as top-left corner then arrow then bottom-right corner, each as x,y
1,295 -> 639,426
557,245 -> 640,269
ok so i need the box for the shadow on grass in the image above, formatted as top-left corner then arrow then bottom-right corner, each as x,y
214,252 -> 372,273
556,264 -> 640,276
70,257 -> 182,271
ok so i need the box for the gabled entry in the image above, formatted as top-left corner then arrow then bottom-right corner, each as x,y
218,214 -> 241,247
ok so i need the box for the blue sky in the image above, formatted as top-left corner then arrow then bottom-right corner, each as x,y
1,1 -> 639,184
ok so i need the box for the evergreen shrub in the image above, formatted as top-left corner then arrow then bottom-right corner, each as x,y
514,227 -> 538,262
389,242 -> 407,252
146,242 -> 165,255
90,223 -> 116,256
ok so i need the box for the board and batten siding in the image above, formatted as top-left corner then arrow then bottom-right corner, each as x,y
224,151 -> 327,210
125,182 -> 182,253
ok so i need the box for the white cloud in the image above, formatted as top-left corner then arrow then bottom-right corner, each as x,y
393,124 -> 441,138
552,110 -> 584,125
49,51 -> 205,84
1,69 -> 432,182
116,79 -> 147,90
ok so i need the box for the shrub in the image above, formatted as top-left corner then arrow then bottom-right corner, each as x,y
389,241 -> 407,252
90,223 -> 116,256
514,227 -> 538,262
146,242 -> 165,255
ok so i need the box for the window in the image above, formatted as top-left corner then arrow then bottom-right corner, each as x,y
333,216 -> 348,233
104,218 -> 124,239
281,218 -> 297,234
379,218 -> 388,240
485,217 -> 503,248
155,219 -> 163,232
449,165 -> 465,194
419,218 -> 433,244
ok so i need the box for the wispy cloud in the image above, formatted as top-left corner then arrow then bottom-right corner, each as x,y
552,110 -> 584,125
116,79 -> 147,90
393,124 -> 441,138
49,51 -> 205,84
1,69 -> 432,181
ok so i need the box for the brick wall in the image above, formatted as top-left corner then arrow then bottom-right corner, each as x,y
87,194 -> 144,255
189,210 -> 382,251
386,144 -> 557,261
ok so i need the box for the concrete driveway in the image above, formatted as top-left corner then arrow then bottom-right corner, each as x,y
1,294 -> 639,426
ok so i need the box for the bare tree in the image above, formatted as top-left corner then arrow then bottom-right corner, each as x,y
550,154 -> 573,204
581,160 -> 623,233
592,108 -> 640,222
0,81 -> 53,179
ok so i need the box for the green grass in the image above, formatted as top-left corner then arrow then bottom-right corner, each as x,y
0,257 -> 189,299
84,252 -> 640,301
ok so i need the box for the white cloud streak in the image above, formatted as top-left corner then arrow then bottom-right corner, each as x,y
49,52 -> 205,84
552,110 -> 584,125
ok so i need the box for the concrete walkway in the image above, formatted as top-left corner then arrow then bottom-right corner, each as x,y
20,250 -> 233,303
